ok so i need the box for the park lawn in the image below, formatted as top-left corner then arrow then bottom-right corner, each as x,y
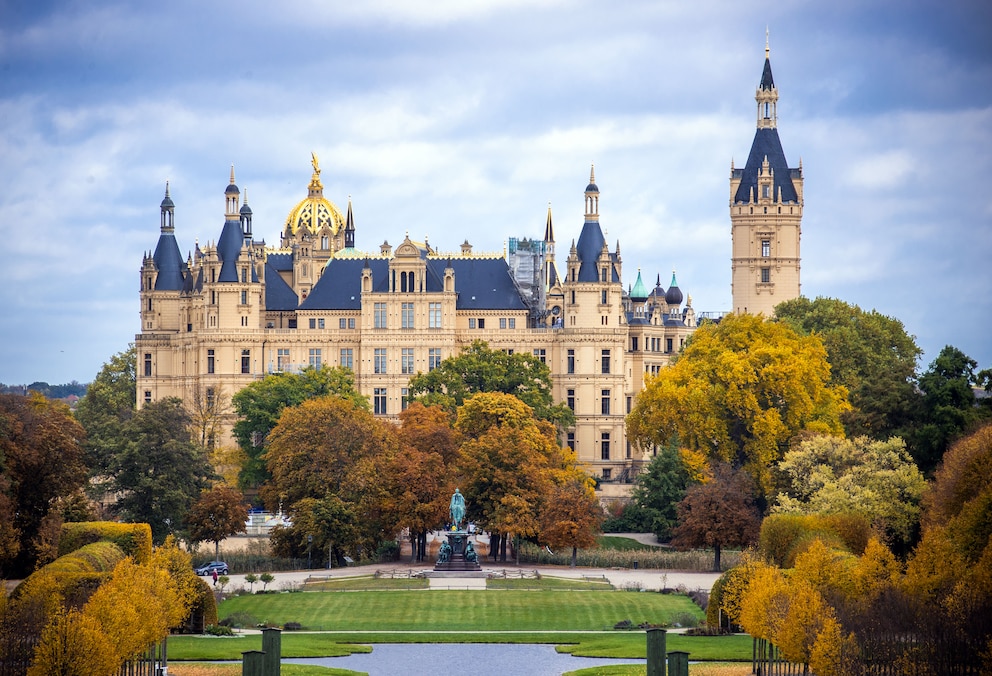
167,634 -> 371,660
303,576 -> 429,591
167,664 -> 364,676
596,536 -> 658,551
486,575 -> 614,590
555,633 -> 752,660
565,663 -> 752,676
217,590 -> 703,631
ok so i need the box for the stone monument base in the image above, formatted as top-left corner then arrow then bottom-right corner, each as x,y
433,530 -> 482,572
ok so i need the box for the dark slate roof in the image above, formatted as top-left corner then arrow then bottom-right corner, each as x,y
267,253 -> 294,271
760,57 -> 775,90
152,231 -> 186,290
733,128 -> 798,204
264,261 -> 299,311
216,218 -> 245,282
575,220 -> 606,282
301,257 -> 526,311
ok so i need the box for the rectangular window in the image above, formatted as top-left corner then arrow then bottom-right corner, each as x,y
428,302 -> 442,328
626,396 -> 632,414
241,349 -> 250,374
761,267 -> 771,283
340,348 -> 353,370
374,348 -> 387,374
207,349 -> 215,374
277,348 -> 290,372
601,290 -> 607,304
567,432 -> 575,451
401,348 -> 415,374
144,390 -> 151,404
601,432 -> 611,460
469,318 -> 476,329
761,239 -> 771,257
339,318 -> 347,329
631,336 -> 638,352
402,302 -> 415,329
567,349 -> 575,374
567,389 -> 575,411
241,268 -> 247,283
500,318 -> 507,329
309,348 -> 322,369
318,318 -> 325,329
144,353 -> 152,377
348,317 -> 356,329
533,348 -> 546,364
241,290 -> 248,305
601,389 -> 611,415
374,302 -> 387,328
206,387 -> 215,408
477,318 -> 485,329
429,348 -> 442,371
509,318 -> 516,329
602,468 -> 611,481
310,318 -> 316,329
601,349 -> 610,374
667,338 -> 673,353
374,388 -> 387,415
401,388 -> 410,411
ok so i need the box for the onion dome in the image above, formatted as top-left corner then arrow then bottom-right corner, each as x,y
665,270 -> 683,305
630,268 -> 648,302
284,152 -> 345,237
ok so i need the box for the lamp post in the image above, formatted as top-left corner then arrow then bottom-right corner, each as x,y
307,535 -> 313,570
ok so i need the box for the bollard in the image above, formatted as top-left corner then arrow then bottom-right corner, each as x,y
242,650 -> 265,676
261,627 -> 282,675
646,627 -> 667,676
667,650 -> 690,676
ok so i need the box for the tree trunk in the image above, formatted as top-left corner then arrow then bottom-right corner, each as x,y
713,544 -> 722,572
214,539 -> 220,561
571,546 -> 577,568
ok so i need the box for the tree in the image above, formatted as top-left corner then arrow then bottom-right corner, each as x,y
630,438 -> 697,541
187,485 -> 249,561
773,435 -> 927,547
775,297 -> 922,441
539,480 -> 603,567
27,608 -> 118,676
627,313 -> 850,498
74,346 -> 136,483
409,340 -> 574,427
671,463 -> 762,571
188,384 -> 229,451
0,393 -> 87,577
287,493 -> 359,568
109,398 -> 215,544
454,392 -> 585,562
912,345 -> 989,475
232,365 -> 368,488
263,396 -> 398,559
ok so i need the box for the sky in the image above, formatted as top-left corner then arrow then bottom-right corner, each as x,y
1,0 -> 990,386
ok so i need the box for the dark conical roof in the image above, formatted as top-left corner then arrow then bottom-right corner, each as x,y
152,231 -> 186,290
216,219 -> 244,282
734,128 -> 798,203
575,220 -> 606,282
760,57 -> 775,90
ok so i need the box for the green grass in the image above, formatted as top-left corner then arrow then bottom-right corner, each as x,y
167,664 -> 364,676
303,575 -> 429,591
486,575 -> 614,590
218,590 -> 703,631
168,634 -> 371,660
565,663 -> 753,676
596,536 -> 658,551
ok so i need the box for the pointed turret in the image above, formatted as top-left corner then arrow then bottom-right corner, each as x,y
152,182 -> 186,290
217,167 -> 246,282
665,270 -> 683,306
576,166 -> 608,282
630,268 -> 648,302
344,198 -> 356,249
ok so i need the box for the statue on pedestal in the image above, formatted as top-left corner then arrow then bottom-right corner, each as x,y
449,488 -> 466,530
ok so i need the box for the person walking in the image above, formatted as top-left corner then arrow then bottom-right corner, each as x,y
212,569 -> 218,585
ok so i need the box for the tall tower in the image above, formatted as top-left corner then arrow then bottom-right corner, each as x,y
730,36 -> 803,316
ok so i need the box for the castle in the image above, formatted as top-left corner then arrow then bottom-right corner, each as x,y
135,45 -> 801,493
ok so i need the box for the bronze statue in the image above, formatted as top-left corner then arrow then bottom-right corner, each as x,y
449,488 -> 466,529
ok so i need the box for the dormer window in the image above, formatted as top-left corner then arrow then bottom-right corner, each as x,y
762,184 -> 770,199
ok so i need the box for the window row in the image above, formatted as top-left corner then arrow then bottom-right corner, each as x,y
372,302 -> 445,329
467,317 -> 518,330
631,337 -> 676,353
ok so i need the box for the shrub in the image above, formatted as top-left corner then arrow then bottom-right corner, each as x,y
760,513 -> 870,568
283,621 -> 303,631
671,611 -> 700,628
219,611 -> 257,629
376,540 -> 400,562
58,522 -> 153,563
204,624 -> 234,636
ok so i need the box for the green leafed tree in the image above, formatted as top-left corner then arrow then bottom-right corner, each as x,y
408,340 -> 574,428
775,297 -> 922,442
627,313 -> 850,498
232,365 -> 368,488
74,346 -> 136,484
109,398 -> 215,544
630,438 -> 698,541
773,435 -> 927,548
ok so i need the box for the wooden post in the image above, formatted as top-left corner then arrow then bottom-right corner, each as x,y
242,650 -> 265,676
261,627 -> 281,675
646,627 -> 667,676
667,650 -> 690,676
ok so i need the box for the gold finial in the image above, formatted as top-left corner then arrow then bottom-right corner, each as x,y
311,152 -> 320,176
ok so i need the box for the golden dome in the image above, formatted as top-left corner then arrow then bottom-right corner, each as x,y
284,153 -> 345,237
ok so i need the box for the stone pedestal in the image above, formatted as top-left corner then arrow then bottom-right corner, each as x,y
433,530 -> 482,572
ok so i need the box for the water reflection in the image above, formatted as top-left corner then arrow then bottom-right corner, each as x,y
287,643 -> 646,676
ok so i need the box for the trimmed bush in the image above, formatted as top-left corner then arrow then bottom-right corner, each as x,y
12,542 -> 126,601
58,522 -> 153,563
759,513 -> 871,567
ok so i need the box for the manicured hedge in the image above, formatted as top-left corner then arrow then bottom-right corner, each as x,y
12,541 -> 126,602
58,521 -> 153,563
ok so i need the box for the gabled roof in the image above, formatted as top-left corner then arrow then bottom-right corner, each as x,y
263,261 -> 299,311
